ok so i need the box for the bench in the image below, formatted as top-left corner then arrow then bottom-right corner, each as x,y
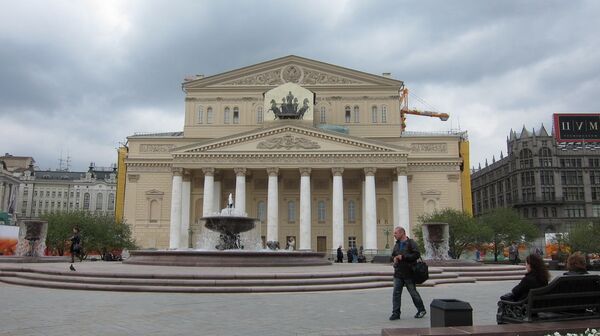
497,274 -> 600,324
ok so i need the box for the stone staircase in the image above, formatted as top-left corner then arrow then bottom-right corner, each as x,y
0,264 -> 525,293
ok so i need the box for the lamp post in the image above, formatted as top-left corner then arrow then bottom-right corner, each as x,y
383,226 -> 392,250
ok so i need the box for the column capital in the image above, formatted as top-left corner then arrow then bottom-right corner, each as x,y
396,167 -> 408,176
331,167 -> 344,176
182,170 -> 192,182
202,167 -> 215,176
172,167 -> 184,176
234,167 -> 247,176
299,167 -> 312,176
364,167 -> 377,176
266,167 -> 279,176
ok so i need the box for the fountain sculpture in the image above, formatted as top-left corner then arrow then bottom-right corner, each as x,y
124,194 -> 330,267
421,222 -> 478,266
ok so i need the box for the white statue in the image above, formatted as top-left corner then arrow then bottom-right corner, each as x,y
228,193 -> 234,209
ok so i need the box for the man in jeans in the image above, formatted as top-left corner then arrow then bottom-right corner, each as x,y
389,226 -> 426,320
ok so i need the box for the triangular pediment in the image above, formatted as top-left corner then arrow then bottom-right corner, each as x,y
173,123 -> 409,155
183,55 -> 403,89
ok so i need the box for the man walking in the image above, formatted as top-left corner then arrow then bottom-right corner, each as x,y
389,226 -> 426,321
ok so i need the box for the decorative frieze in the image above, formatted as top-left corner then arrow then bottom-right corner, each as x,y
257,135 -> 320,150
218,66 -> 364,86
410,143 -> 448,153
140,144 -> 175,153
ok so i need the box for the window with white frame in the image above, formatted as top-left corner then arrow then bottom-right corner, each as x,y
224,107 -> 231,124
96,193 -> 103,210
319,106 -> 326,124
257,201 -> 266,222
108,193 -> 115,210
371,106 -> 378,123
348,200 -> 356,222
345,106 -> 351,123
83,193 -> 90,210
207,107 -> 214,124
353,105 -> 360,123
256,106 -> 263,124
233,107 -> 239,124
287,201 -> 296,222
317,200 -> 326,222
381,105 -> 387,123
197,106 -> 203,124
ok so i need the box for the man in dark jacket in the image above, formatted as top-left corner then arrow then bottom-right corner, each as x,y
389,226 -> 426,320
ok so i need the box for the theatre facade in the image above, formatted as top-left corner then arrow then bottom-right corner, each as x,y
122,55 -> 470,255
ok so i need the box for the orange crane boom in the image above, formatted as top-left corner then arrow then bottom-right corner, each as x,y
399,87 -> 449,131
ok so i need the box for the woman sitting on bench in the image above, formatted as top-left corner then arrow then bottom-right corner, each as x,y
564,252 -> 588,276
501,254 -> 550,301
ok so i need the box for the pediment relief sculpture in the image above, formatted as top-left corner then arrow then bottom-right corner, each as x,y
257,135 -> 320,150
220,65 -> 363,86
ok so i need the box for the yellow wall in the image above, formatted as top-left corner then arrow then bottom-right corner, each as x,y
115,146 -> 127,222
459,140 -> 473,215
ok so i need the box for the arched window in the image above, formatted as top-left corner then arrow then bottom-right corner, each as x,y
345,106 -> 351,123
353,105 -> 360,123
224,107 -> 231,124
287,201 -> 296,222
381,105 -> 388,123
96,193 -> 103,210
348,200 -> 356,222
320,106 -> 326,124
233,107 -> 239,124
108,193 -> 115,210
206,107 -> 214,124
371,106 -> 378,123
197,106 -> 203,124
83,193 -> 90,210
318,200 -> 326,221
256,106 -> 264,124
257,201 -> 266,222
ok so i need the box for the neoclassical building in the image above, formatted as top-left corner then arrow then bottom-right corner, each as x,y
122,56 -> 470,255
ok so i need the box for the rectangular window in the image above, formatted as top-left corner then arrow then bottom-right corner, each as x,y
257,107 -> 264,124
319,106 -> 326,124
591,171 -> 600,185
348,236 -> 357,249
592,187 -> 600,201
381,105 -> 387,123
564,205 -> 585,218
563,187 -> 584,201
521,172 -> 535,186
561,171 -> 583,185
371,106 -> 378,123
560,158 -> 582,168
543,207 -> 548,217
542,187 -> 555,201
197,106 -> 203,124
233,107 -> 239,124
540,171 -> 554,185
592,205 -> 600,217
551,207 -> 557,217
590,158 -> 600,167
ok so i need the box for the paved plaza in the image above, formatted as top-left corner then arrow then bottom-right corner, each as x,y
0,263 -> 593,336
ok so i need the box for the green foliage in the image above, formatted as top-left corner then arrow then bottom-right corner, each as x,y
566,221 -> 600,255
42,211 -> 137,258
419,208 -> 491,259
477,208 -> 539,262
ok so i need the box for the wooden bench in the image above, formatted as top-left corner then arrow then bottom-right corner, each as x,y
496,274 -> 600,324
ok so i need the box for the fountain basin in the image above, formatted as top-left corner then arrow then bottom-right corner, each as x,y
124,250 -> 331,267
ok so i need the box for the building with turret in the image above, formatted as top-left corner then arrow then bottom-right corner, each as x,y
471,124 -> 600,235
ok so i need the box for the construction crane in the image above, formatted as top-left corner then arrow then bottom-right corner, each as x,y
399,87 -> 449,131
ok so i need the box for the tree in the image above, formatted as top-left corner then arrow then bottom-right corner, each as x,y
565,220 -> 600,259
43,211 -> 137,258
418,208 -> 492,259
477,208 -> 539,262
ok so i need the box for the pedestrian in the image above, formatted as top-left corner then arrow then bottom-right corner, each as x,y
351,246 -> 358,263
563,252 -> 588,275
347,246 -> 354,263
336,245 -> 344,263
475,249 -> 481,261
509,242 -> 519,264
499,254 -> 549,301
389,226 -> 426,321
69,226 -> 83,264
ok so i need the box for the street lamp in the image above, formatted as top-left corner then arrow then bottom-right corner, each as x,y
383,226 -> 392,250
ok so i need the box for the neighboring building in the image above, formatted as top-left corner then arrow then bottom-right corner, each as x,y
16,163 -> 117,218
471,125 -> 600,235
123,55 -> 470,254
0,154 -> 34,224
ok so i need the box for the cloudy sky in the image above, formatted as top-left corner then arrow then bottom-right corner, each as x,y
1,0 -> 599,172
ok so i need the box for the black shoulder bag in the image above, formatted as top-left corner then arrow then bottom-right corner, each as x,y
408,239 -> 429,284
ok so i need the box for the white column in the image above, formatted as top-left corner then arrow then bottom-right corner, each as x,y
397,168 -> 410,235
266,167 -> 279,243
392,180 -> 399,228
234,167 -> 246,213
364,168 -> 377,252
180,171 -> 191,249
169,168 -> 183,249
213,181 -> 221,213
332,167 -> 344,253
299,167 -> 312,250
202,168 -> 215,216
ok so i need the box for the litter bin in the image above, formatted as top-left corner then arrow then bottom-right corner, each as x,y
430,299 -> 472,327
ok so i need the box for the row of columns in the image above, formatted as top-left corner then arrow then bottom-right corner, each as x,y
168,167 -> 411,251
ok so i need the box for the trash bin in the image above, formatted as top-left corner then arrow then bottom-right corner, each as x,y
430,299 -> 473,327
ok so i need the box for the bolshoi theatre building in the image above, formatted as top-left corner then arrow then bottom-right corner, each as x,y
120,55 -> 471,256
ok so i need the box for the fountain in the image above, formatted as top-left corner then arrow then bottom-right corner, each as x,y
124,194 -> 330,267
422,222 -> 478,266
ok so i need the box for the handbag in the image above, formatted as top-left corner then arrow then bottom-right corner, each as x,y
412,258 -> 429,284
